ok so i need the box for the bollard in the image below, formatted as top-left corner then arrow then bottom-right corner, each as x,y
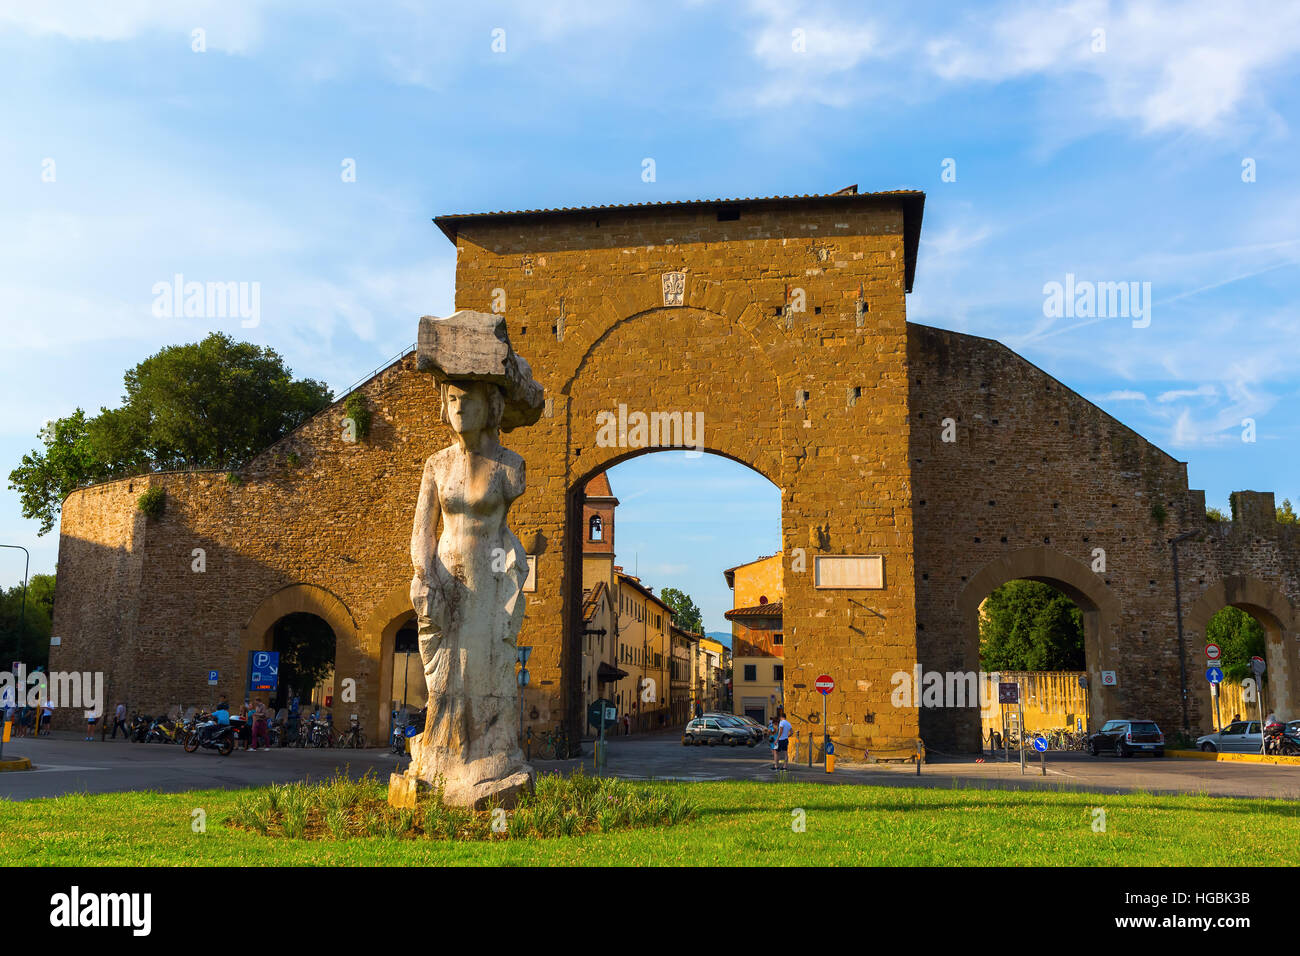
824,737 -> 835,773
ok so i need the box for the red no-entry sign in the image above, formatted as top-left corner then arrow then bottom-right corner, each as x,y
815,675 -> 834,695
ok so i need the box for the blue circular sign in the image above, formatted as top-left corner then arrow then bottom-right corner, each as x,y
1206,666 -> 1224,684
1032,736 -> 1048,753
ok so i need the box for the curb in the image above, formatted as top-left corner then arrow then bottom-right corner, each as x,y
0,756 -> 33,772
1168,749 -> 1300,765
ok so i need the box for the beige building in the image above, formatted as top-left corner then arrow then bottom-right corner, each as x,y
695,635 -> 727,713
725,553 -> 785,724
670,624 -> 700,723
579,470 -> 677,734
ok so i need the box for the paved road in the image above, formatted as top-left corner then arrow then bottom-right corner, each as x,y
557,734 -> 1300,800
6,732 -> 1300,801
0,734 -> 400,800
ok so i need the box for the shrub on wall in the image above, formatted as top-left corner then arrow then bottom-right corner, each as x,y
344,392 -> 372,441
137,486 -> 165,518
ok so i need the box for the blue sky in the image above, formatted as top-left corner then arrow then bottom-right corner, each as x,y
1,1 -> 1298,634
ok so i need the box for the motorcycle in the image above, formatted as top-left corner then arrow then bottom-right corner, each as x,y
183,712 -> 236,756
1263,721 -> 1300,756
129,713 -> 151,742
146,714 -> 182,744
390,707 -> 426,755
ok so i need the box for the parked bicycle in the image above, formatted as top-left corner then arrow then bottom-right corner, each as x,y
336,714 -> 367,749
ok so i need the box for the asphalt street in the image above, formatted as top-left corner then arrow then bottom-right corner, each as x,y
5,731 -> 1300,801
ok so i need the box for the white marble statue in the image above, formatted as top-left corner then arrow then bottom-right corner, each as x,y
394,310 -> 543,809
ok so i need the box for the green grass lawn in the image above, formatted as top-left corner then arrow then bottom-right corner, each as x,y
5,779 -> 1299,866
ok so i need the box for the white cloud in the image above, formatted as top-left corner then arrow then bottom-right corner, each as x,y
0,0 -> 266,52
1156,384 -> 1217,403
926,0 -> 1300,135
1096,389 -> 1147,401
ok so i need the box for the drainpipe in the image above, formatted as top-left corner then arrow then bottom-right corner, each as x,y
1170,528 -> 1201,734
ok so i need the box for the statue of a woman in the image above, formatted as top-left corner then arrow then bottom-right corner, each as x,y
398,310 -> 543,808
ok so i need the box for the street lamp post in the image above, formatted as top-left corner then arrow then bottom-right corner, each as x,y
0,545 -> 31,662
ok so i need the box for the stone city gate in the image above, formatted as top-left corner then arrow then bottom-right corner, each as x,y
49,189 -> 1300,757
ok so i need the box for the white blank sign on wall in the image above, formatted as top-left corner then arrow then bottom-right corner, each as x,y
814,554 -> 885,589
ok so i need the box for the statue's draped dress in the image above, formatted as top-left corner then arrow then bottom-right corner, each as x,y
408,443 -> 532,803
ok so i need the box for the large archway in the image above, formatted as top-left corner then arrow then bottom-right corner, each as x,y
558,446 -> 783,742
1185,576 -> 1298,733
240,583 -> 359,721
956,547 -> 1122,748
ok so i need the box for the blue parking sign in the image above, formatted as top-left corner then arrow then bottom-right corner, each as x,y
207,670 -> 219,686
248,651 -> 279,692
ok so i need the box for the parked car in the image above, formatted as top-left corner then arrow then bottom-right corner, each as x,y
1087,719 -> 1165,757
682,717 -> 753,747
704,712 -> 763,745
1196,720 -> 1263,754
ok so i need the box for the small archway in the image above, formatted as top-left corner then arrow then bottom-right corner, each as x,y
360,582 -> 425,743
957,547 -> 1122,748
1185,576 -> 1298,733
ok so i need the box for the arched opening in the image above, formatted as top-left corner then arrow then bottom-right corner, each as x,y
1186,577 -> 1298,734
269,612 -> 337,711
955,547 -> 1120,752
239,583 -> 358,729
977,580 -> 1090,749
391,617 -> 423,713
558,447 -> 781,743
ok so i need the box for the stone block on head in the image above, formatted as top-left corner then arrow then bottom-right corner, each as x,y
417,310 -> 544,431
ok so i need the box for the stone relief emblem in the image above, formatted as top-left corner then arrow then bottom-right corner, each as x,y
661,271 -> 686,307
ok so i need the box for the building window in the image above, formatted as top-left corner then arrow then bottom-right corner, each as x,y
743,664 -> 756,682
774,665 -> 784,682
589,515 -> 602,541
773,632 -> 783,645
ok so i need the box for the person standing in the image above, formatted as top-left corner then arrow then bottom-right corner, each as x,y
767,716 -> 779,770
250,699 -> 269,751
776,710 -> 793,770
112,701 -> 128,739
84,706 -> 99,741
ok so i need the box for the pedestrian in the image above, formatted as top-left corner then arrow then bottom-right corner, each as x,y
768,715 -> 779,770
238,701 -> 252,750
250,699 -> 269,751
1230,713 -> 1241,724
776,711 -> 793,770
623,713 -> 630,736
112,701 -> 128,739
40,698 -> 54,735
84,707 -> 99,741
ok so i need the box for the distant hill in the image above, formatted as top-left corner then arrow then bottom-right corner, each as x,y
705,630 -> 731,649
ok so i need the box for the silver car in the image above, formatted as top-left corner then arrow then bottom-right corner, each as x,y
1196,720 -> 1263,753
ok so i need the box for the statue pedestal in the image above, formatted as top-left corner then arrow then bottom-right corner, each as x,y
386,767 -> 534,811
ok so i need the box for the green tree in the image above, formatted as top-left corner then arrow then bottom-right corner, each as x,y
9,334 -> 331,534
0,573 -> 56,668
1206,506 -> 1227,522
271,613 -> 337,708
1206,606 -> 1266,685
659,587 -> 703,633
1278,499 -> 1297,524
979,580 -> 1085,671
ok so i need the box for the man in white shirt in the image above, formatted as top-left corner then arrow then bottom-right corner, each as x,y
112,702 -> 128,739
776,710 -> 793,769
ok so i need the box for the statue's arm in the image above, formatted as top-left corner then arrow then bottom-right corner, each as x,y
411,456 -> 439,579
